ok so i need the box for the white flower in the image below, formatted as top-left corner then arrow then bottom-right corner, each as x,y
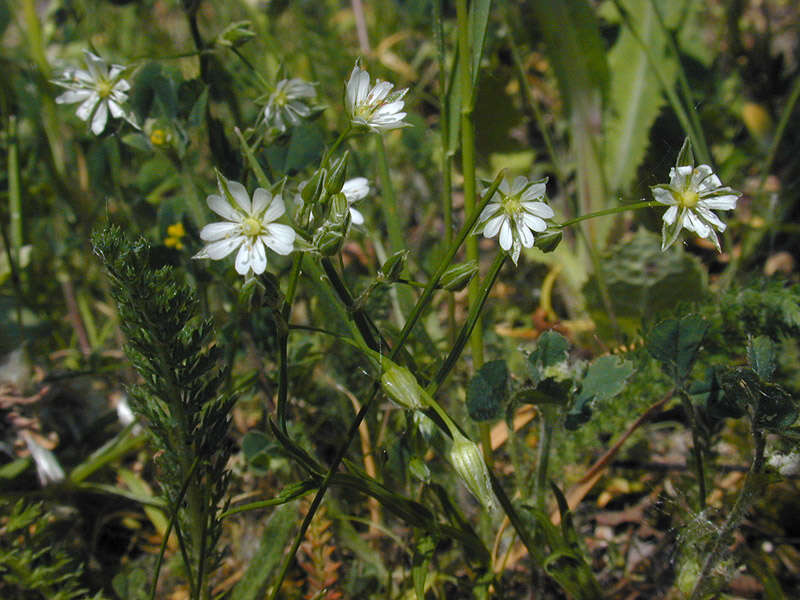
341,177 -> 370,225
53,50 -> 133,135
23,432 -> 65,486
345,60 -> 409,132
652,164 -> 741,251
263,78 -> 316,133
193,174 -> 296,276
474,175 -> 553,264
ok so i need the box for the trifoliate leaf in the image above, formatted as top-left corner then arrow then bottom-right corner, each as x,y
529,330 -> 569,383
647,315 -> 708,384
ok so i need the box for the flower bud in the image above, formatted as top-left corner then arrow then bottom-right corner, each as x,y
313,222 -> 348,256
329,192 -> 349,223
533,230 -> 562,253
215,21 -> 256,48
448,431 -> 497,511
325,151 -> 350,196
301,168 -> 327,205
380,360 -> 426,410
439,260 -> 478,291
379,250 -> 408,283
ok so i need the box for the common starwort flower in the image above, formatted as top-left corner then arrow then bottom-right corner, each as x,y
193,174 -> 295,276
53,50 -> 133,135
342,177 -> 370,225
652,153 -> 741,251
345,60 -> 409,132
474,175 -> 553,264
262,78 -> 317,133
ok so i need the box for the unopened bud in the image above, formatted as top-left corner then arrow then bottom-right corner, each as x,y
379,250 -> 408,283
301,168 -> 327,205
439,260 -> 478,291
216,21 -> 256,48
534,230 -> 562,253
325,151 -> 350,195
380,360 -> 428,410
448,431 -> 497,511
329,192 -> 349,223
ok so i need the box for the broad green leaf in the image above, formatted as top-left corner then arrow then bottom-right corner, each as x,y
583,229 -> 707,339
605,0 -> 679,192
647,315 -> 708,384
230,503 -> 298,600
467,359 -> 508,421
747,336 -> 777,381
719,368 -> 798,432
129,62 -> 178,121
241,430 -> 273,472
568,355 -> 635,430
529,330 -> 569,380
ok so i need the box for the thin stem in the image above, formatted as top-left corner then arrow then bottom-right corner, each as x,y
269,179 -> 504,598
322,127 -> 352,168
610,0 -> 709,165
689,430 -> 766,600
534,406 -> 554,511
680,390 -> 707,510
556,200 -> 660,229
434,0 -> 456,344
647,0 -> 710,165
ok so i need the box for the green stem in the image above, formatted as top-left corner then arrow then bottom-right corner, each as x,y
534,406 -> 554,511
456,0 -> 491,468
269,177 -> 504,599
689,430 -> 765,600
680,390 -> 707,510
434,0 -> 456,345
430,253 -> 506,392
556,200 -> 660,228
322,127 -> 352,168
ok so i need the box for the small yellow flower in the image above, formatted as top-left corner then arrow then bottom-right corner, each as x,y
150,129 -> 168,147
165,222 -> 186,249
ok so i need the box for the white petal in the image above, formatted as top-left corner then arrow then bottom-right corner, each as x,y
698,192 -> 739,211
662,205 -> 678,225
75,93 -> 100,121
263,224 -> 295,255
652,185 -> 677,206
261,194 -> 286,223
510,176 -> 527,195
55,89 -> 92,104
517,222 -> 534,247
342,177 -> 369,201
249,239 -> 268,274
91,101 -> 109,134
207,194 -> 242,222
226,180 -> 252,213
499,220 -> 513,251
691,165 -> 717,191
200,222 -> 239,241
252,188 -> 271,216
521,201 -> 554,219
484,214 -> 506,238
520,183 -> 546,202
498,179 -> 511,195
684,210 -> 710,238
670,166 -> 693,188
349,207 -> 365,225
107,100 -> 125,119
367,81 -> 393,104
521,212 -> 547,232
235,241 -> 256,275
694,206 -> 727,232
200,236 -> 244,260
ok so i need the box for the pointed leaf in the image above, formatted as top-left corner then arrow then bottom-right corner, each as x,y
747,335 -> 776,381
647,315 -> 709,384
467,359 -> 508,422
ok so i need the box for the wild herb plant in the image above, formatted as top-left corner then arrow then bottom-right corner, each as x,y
2,0 -> 800,598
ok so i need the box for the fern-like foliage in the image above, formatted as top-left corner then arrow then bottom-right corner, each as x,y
92,226 -> 234,595
0,500 -> 106,600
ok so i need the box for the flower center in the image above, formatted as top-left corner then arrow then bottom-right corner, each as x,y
150,129 -> 167,146
677,189 -> 700,208
242,217 -> 263,236
97,79 -> 114,99
273,89 -> 288,107
503,194 -> 523,216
